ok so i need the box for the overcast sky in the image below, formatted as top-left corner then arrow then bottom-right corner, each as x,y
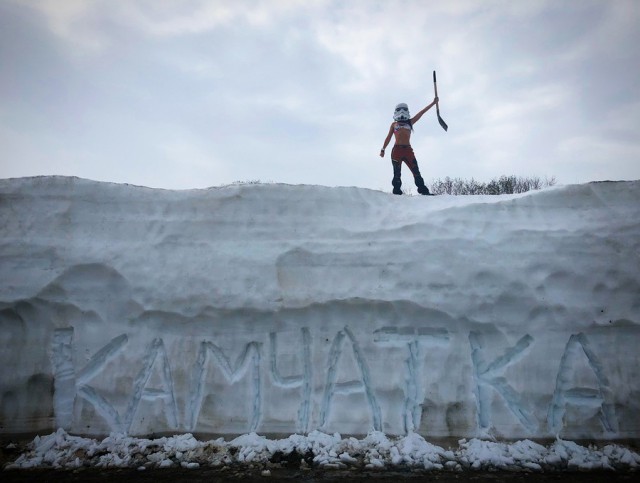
1,0 -> 639,191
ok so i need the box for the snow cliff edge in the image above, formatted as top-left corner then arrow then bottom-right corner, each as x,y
1,176 -> 639,440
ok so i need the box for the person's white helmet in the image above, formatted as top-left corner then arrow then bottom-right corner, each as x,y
393,103 -> 410,121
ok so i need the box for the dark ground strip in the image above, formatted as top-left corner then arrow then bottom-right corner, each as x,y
2,468 -> 638,482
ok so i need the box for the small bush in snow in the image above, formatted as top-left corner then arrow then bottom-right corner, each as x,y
430,176 -> 556,196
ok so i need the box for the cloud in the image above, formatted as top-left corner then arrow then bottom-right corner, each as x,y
557,99 -> 640,181
1,0 -> 639,189
16,0 -> 329,51
12,0 -> 114,54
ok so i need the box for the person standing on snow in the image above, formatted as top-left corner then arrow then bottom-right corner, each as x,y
379,97 -> 438,195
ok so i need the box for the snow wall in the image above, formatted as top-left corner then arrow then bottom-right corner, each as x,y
1,176 -> 639,441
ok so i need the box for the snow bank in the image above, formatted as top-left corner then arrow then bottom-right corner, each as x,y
1,176 -> 639,440
6,428 -> 639,471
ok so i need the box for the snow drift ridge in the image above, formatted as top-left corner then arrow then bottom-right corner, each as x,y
0,176 -> 639,440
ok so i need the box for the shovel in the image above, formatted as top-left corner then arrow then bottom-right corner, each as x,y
433,71 -> 448,131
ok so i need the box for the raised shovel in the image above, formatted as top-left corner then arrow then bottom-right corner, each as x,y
433,71 -> 448,131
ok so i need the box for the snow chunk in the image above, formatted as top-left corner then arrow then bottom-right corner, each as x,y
5,429 -> 640,472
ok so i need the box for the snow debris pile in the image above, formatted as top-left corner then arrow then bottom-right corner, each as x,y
6,429 -> 639,472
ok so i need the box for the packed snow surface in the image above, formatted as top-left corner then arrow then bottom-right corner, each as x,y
1,176 -> 639,441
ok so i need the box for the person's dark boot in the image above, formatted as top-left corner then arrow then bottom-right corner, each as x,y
416,177 -> 434,195
392,176 -> 402,195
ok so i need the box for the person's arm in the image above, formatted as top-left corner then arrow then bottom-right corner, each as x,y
380,123 -> 394,157
410,97 -> 439,124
